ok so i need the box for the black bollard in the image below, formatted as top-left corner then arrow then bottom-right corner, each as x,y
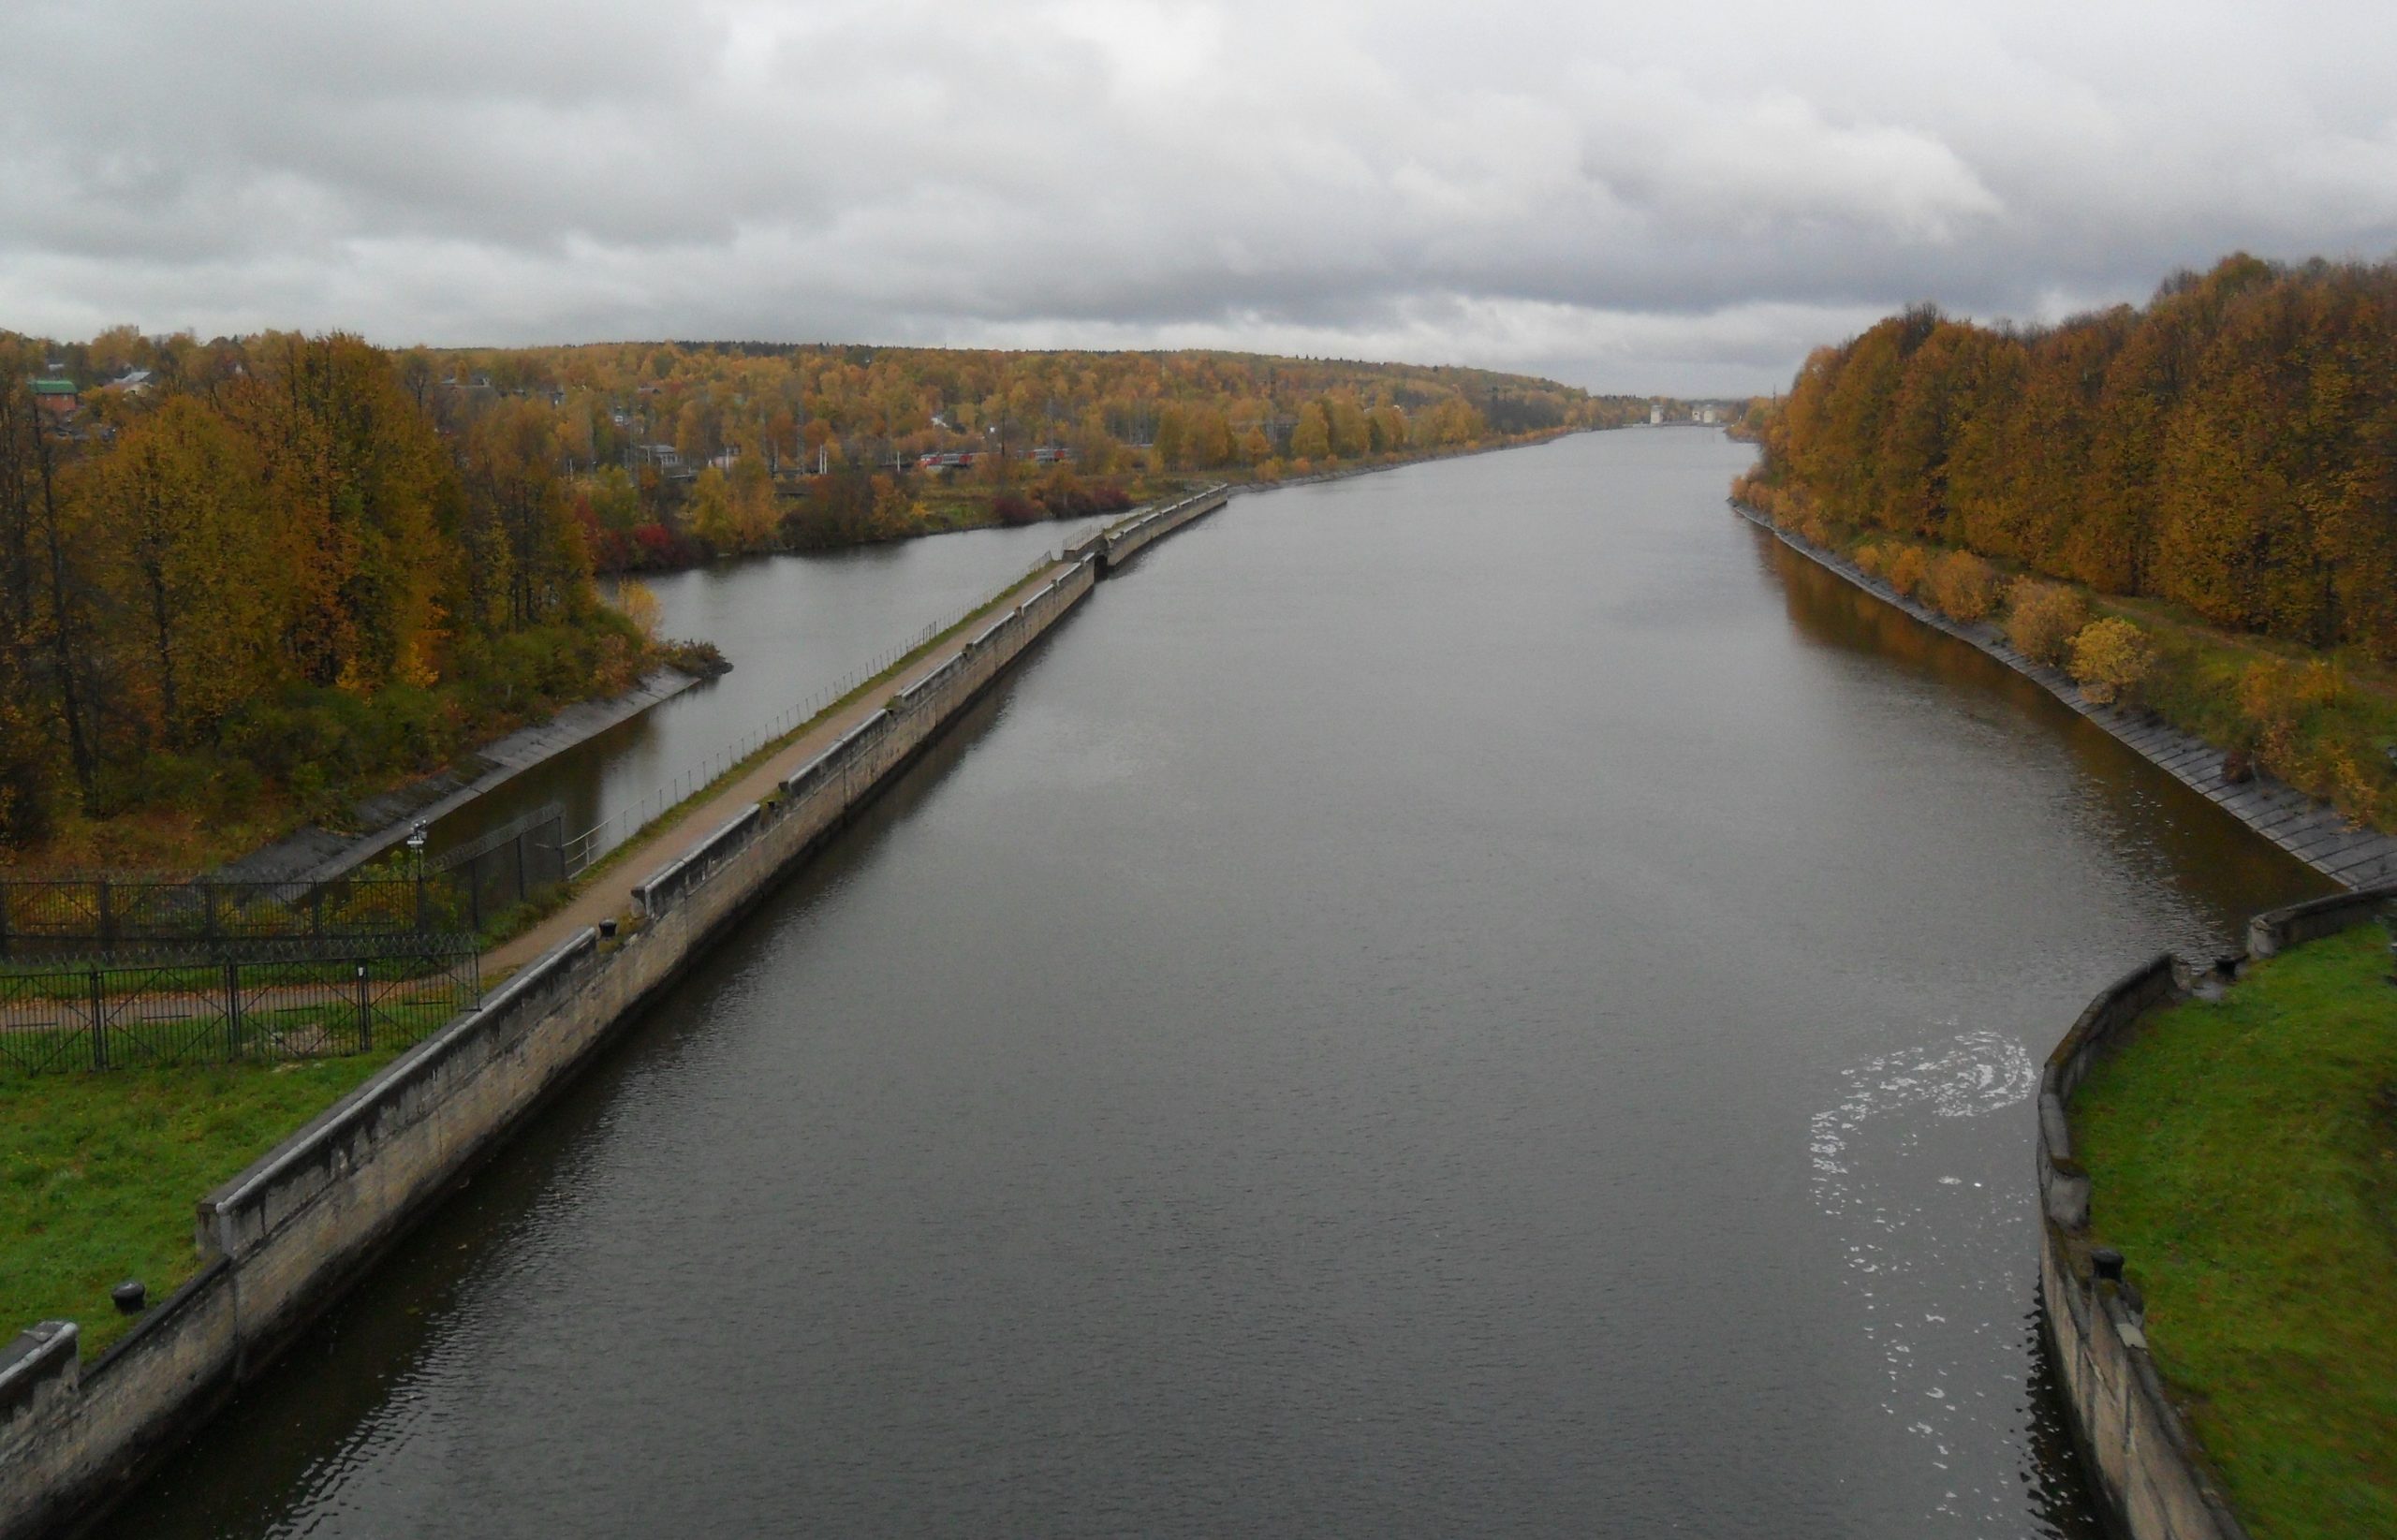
2090,1247 -> 2125,1283
111,1280 -> 147,1314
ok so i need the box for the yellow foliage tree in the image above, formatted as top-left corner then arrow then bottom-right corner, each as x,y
2004,580 -> 2088,666
1925,550 -> 2001,621
2067,617 -> 2156,705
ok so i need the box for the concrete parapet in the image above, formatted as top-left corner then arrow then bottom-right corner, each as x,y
2247,882 -> 2396,958
2035,890 -> 2394,1540
0,558 -> 1114,1540
1101,485 -> 1228,571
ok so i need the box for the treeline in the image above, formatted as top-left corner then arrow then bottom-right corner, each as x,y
1744,255 -> 2397,658
396,342 -> 1644,572
0,330 -> 638,857
1738,253 -> 2397,829
1,326 -> 1636,860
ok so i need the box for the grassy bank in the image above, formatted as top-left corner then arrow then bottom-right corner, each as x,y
2071,923 -> 2397,1540
0,556 -> 1078,1367
1,1051 -> 399,1359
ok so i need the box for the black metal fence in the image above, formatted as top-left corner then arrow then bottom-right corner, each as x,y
432,801 -> 567,931
0,871 -> 450,961
0,937 -> 482,1074
0,803 -> 569,960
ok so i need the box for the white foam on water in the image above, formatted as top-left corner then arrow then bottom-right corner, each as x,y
1811,1028 -> 2042,1529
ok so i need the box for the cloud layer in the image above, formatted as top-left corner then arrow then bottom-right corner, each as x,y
7,0 -> 2396,391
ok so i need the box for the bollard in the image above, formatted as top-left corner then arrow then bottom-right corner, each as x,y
2091,1247 -> 2125,1283
111,1280 -> 146,1314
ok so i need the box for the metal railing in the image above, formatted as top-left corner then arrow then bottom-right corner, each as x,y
555,573 -> 1063,876
0,936 -> 482,1074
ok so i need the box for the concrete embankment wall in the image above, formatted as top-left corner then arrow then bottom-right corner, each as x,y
1733,503 -> 2397,891
1063,485 -> 1228,576
2037,884 -> 2396,1540
0,560 -> 1101,1540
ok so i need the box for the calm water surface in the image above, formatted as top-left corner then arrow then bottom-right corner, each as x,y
427,514 -> 1100,859
111,432 -> 2325,1537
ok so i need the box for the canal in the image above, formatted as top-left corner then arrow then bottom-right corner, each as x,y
106,431 -> 2325,1537
426,513 -> 1104,863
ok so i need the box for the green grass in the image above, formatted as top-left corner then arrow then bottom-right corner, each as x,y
2072,923 -> 2397,1539
1,1051 -> 398,1359
0,554 -> 1079,1358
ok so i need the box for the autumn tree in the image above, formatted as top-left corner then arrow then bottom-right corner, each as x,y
80,396 -> 281,746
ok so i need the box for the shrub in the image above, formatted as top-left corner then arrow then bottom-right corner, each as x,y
1885,545 -> 1931,597
1852,543 -> 1887,579
1926,550 -> 2002,622
2068,617 -> 2157,705
991,492 -> 1041,526
2006,580 -> 2090,667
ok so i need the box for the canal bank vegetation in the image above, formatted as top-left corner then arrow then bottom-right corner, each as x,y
404,342 -> 1644,573
0,1049 -> 401,1359
2069,922 -> 2397,1540
1736,253 -> 2397,832
0,551 -> 1077,1367
0,330 -> 669,873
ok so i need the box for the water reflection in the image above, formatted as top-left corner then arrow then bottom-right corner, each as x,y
427,517 -> 1098,861
106,433 -> 2329,1539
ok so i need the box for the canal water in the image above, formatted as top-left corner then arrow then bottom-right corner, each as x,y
427,513 -> 1104,863
108,431 -> 2325,1538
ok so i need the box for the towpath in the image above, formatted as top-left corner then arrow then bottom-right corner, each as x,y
480,560 -> 1077,977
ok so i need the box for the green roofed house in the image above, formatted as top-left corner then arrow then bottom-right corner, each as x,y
29,378 -> 80,415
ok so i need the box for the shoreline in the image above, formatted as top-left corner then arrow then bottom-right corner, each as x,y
1733,502 -> 2397,891
592,426 -> 1604,580
2037,885 -> 2395,1539
217,666 -> 702,884
0,492 -> 1240,1540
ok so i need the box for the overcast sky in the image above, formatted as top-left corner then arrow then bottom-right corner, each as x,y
6,1 -> 2395,394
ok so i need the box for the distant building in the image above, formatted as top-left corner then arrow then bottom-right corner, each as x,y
1648,403 -> 1663,426
101,369 -> 153,396
634,443 -> 683,471
29,379 -> 79,416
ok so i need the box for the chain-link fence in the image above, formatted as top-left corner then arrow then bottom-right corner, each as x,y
431,801 -> 567,931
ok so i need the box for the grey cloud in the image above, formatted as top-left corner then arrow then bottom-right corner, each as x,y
6,0 -> 2396,393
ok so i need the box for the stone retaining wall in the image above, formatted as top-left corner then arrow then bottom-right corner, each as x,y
1733,504 -> 2397,890
0,558 -> 1102,1540
1100,485 -> 1228,570
2037,885 -> 2394,1540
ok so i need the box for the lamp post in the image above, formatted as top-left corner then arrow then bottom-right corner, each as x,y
407,821 -> 429,934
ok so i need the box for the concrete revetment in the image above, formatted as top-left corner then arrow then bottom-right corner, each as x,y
1,488 -> 1229,1539
1732,503 -> 2397,891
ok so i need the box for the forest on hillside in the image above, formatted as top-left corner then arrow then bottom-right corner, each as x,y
1737,254 -> 2397,827
3,329 -> 1633,863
